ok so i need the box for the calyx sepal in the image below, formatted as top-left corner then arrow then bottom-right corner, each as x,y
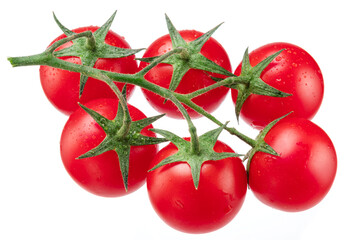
149,123 -> 242,189
245,112 -> 292,173
232,48 -> 292,121
52,11 -> 144,97
76,92 -> 166,191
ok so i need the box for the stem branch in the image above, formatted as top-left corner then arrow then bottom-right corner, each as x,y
86,33 -> 97,51
47,31 -> 94,53
169,96 -> 200,155
185,77 -> 232,99
174,93 -> 257,147
8,35 -> 257,148
101,75 -> 131,138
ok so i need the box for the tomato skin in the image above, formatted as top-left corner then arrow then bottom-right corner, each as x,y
249,118 -> 337,212
147,140 -> 247,233
40,26 -> 138,115
60,98 -> 157,197
231,42 -> 324,129
139,30 -> 231,119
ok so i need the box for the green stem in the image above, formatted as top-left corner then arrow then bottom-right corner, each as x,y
225,127 -> 256,147
101,75 -> 131,139
185,75 -> 250,100
8,52 -> 52,67
8,31 -> 94,67
170,96 -> 200,155
86,33 -> 97,51
8,36 -> 256,148
180,48 -> 190,60
48,31 -> 94,54
185,77 -> 234,99
174,94 -> 257,147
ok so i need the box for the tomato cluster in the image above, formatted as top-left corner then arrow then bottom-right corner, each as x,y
9,13 -> 337,235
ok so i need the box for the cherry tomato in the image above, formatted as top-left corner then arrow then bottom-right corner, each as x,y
147,139 -> 247,233
231,42 -> 324,129
40,26 -> 138,115
139,30 -> 231,119
249,118 -> 337,212
60,98 -> 158,197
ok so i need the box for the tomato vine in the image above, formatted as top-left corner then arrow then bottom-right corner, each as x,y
7,11 -> 337,234
8,29 -> 277,149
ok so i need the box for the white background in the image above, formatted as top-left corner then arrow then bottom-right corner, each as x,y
1,1 -> 344,239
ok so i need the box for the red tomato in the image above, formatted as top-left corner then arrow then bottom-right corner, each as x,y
40,26 -> 138,115
249,118 -> 337,212
60,98 -> 158,197
231,42 -> 324,129
147,139 -> 247,233
139,30 -> 231,119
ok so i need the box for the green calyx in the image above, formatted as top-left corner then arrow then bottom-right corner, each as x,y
149,123 -> 242,190
52,11 -> 144,97
77,88 -> 167,191
245,112 -> 292,173
231,48 -> 292,121
138,14 -> 234,93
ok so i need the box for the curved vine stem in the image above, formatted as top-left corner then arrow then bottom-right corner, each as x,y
185,76 -> 248,99
100,74 -> 131,139
169,95 -> 200,155
47,31 -> 94,54
174,93 -> 257,147
8,31 -> 257,148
